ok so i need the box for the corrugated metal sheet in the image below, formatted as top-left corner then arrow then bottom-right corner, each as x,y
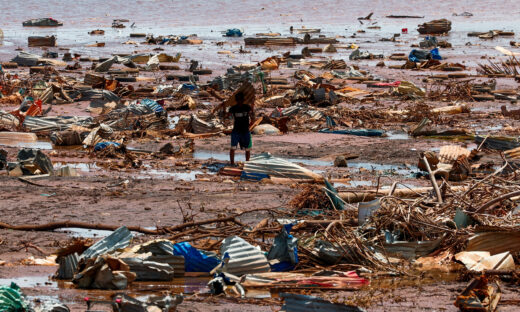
223,82 -> 255,108
121,258 -> 175,281
56,252 -> 79,279
380,239 -> 442,260
280,293 -> 366,312
220,236 -> 270,277
135,239 -> 175,254
439,145 -> 471,164
0,111 -> 20,128
133,240 -> 185,276
23,116 -> 92,132
80,226 -> 132,260
466,231 -> 520,254
281,105 -> 304,117
0,132 -> 37,143
189,114 -> 224,134
81,89 -> 120,102
147,255 -> 185,277
475,135 -> 520,151
243,153 -> 322,180
306,110 -> 324,120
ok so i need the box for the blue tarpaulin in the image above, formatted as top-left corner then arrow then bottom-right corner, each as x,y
430,48 -> 442,60
173,242 -> 221,272
409,48 -> 442,62
94,142 -> 121,151
224,28 -> 243,37
267,224 -> 298,272
240,171 -> 270,182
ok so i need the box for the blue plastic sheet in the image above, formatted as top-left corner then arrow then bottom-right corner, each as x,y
409,48 -> 442,62
430,48 -> 442,60
224,28 -> 243,37
173,242 -> 221,272
240,171 -> 270,182
267,224 -> 299,272
408,49 -> 430,62
319,128 -> 385,137
94,142 -> 121,151
179,83 -> 196,92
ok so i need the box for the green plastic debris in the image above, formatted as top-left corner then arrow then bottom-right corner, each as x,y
324,179 -> 345,210
0,282 -> 30,312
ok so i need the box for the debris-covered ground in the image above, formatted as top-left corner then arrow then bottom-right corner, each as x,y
1,1 -> 520,311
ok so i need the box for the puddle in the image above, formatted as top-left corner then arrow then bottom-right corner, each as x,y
193,150 -> 332,166
194,150 -> 245,162
129,277 -> 210,295
55,227 -> 120,238
380,183 -> 418,190
334,180 -> 373,188
0,275 -> 56,288
349,162 -> 418,176
385,131 -> 410,140
350,180 -> 373,187
137,169 -> 208,180
53,162 -> 99,172
0,140 -> 53,150
55,227 -> 154,238
474,124 -> 503,135
286,157 -> 332,167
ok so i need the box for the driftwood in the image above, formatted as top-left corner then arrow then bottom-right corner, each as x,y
423,154 -> 443,204
475,190 -> 520,213
339,185 -> 468,203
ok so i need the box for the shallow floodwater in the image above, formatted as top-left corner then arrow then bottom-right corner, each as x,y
1,0 -> 520,67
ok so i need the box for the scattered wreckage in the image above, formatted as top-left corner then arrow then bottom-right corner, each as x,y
1,10 -> 520,312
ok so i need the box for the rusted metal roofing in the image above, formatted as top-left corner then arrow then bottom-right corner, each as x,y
439,145 -> 471,164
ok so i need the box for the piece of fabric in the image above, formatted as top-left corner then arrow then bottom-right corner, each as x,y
229,104 -> 251,133
231,131 -> 252,150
